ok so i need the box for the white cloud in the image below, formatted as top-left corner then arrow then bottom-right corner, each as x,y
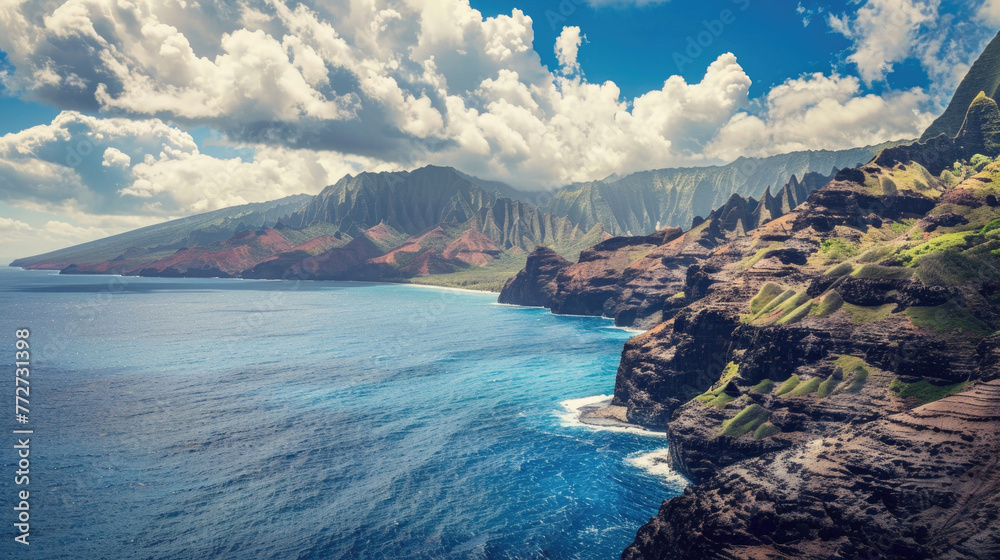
555,26 -> 584,76
706,73 -> 933,160
0,217 -> 31,232
0,214 -> 148,258
827,0 -> 998,114
102,147 -> 131,168
0,111 -> 386,217
828,0 -> 940,85
797,3 -> 825,27
0,0 -> 956,198
980,0 -> 1000,25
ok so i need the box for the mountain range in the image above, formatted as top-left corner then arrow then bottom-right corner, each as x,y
12,145 -> 896,291
544,143 -> 903,236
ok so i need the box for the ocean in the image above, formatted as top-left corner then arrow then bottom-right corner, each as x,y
0,268 -> 683,559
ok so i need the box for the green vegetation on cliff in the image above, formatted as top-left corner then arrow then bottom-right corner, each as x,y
720,404 -> 769,437
890,378 -> 971,404
906,302 -> 992,334
695,363 -> 740,409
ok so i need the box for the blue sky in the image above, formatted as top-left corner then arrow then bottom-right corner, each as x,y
0,0 -> 998,258
472,0 -> 861,99
0,1 -> 940,133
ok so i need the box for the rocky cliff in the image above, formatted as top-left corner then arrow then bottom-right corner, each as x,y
496,247 -> 571,307
605,92 -> 1000,558
500,172 -> 829,328
14,152 -> 894,291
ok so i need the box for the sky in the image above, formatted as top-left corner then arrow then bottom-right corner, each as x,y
0,0 -> 999,258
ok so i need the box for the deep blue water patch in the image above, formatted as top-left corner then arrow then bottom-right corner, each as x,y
0,268 -> 682,559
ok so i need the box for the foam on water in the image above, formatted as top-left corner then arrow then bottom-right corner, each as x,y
557,395 -> 667,437
626,449 -> 690,487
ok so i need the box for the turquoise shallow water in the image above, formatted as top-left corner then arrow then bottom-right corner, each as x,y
0,268 -> 682,559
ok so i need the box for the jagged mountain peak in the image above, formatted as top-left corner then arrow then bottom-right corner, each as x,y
956,91 -> 1000,156
876,90 -> 1000,174
922,31 -> 1000,141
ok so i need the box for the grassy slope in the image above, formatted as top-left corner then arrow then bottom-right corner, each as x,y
407,252 -> 528,292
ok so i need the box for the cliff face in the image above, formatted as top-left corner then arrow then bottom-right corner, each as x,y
607,93 -> 1000,558
499,172 -> 828,328
625,380 -> 1000,560
543,144 -> 899,236
547,230 -> 684,320
497,247 -> 570,307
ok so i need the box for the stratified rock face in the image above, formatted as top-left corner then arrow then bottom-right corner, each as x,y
624,382 -> 1000,560
615,93 -> 1000,559
501,172 -> 829,328
497,247 -> 570,307
548,232 -> 680,318
611,306 -> 743,428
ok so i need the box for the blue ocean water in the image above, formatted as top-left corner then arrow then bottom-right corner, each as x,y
0,268 -> 682,559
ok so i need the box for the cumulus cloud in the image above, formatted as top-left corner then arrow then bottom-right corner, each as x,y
0,0 -> 951,203
0,111 -> 386,218
555,26 -> 583,76
828,0 -> 939,85
706,73 -> 933,160
102,147 -> 131,168
0,217 -> 31,232
826,0 -> 994,108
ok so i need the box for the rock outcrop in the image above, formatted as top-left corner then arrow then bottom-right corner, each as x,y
921,30 -> 1000,141
608,91 -> 1000,559
497,247 -> 570,307
500,172 -> 829,328
624,381 -> 1000,559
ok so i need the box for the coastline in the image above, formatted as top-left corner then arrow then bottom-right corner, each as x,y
626,449 -> 689,487
395,282 -> 499,296
557,395 -> 666,437
6,266 -> 502,295
557,396 -> 689,486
